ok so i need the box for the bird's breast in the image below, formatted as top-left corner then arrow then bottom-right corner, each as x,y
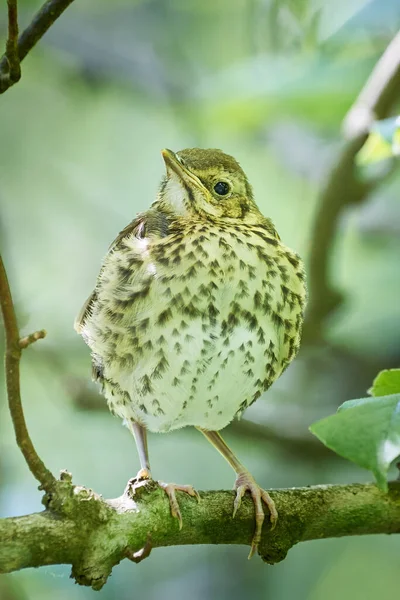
83,224 -> 306,432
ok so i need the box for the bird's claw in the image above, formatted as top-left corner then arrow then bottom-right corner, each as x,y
158,482 -> 200,530
126,470 -> 199,530
232,471 -> 278,559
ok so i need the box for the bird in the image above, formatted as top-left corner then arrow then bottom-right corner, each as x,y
75,147 -> 306,558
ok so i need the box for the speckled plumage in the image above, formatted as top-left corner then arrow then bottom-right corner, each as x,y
76,147 -> 306,556
77,149 -> 305,433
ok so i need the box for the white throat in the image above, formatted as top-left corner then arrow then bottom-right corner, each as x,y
164,176 -> 190,216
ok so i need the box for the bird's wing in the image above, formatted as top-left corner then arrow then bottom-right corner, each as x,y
74,208 -> 171,334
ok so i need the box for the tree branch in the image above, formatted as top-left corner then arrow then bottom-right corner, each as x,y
0,254 -> 55,490
1,479 -> 399,590
304,30 -> 400,341
0,0 -> 75,94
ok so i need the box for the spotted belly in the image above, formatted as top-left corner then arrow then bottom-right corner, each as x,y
83,225 -> 305,433
102,317 -> 282,433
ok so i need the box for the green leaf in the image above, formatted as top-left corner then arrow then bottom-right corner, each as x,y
310,394 -> 400,491
338,396 -> 378,411
356,116 -> 400,165
369,369 -> 400,397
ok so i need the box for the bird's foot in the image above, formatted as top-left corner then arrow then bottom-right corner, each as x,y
233,470 -> 278,559
158,481 -> 200,530
126,470 -> 199,529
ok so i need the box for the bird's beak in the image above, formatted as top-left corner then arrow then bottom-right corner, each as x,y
161,148 -> 208,196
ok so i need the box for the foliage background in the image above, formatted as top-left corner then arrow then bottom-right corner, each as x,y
1,0 -> 400,598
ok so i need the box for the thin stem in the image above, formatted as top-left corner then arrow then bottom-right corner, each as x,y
0,0 -> 20,91
0,0 -> 76,94
0,254 -> 56,490
6,0 -> 20,79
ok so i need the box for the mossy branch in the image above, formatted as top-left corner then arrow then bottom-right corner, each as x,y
1,479 -> 400,590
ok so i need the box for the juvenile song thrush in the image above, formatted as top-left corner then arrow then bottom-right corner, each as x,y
75,148 -> 306,557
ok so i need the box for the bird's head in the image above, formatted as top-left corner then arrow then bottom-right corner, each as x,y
157,147 -> 267,225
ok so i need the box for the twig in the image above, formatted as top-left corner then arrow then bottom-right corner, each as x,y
0,254 -> 55,490
1,481 -> 400,589
343,30 -> 400,138
0,0 -> 75,94
19,329 -> 47,349
304,30 -> 400,341
0,0 -> 21,90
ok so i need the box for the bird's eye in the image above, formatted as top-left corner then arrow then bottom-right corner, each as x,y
213,181 -> 230,196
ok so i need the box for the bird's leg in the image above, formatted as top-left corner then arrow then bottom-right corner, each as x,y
128,421 -> 200,530
129,421 -> 152,481
197,428 -> 278,558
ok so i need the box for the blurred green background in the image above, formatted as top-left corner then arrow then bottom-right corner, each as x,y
1,0 -> 400,598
